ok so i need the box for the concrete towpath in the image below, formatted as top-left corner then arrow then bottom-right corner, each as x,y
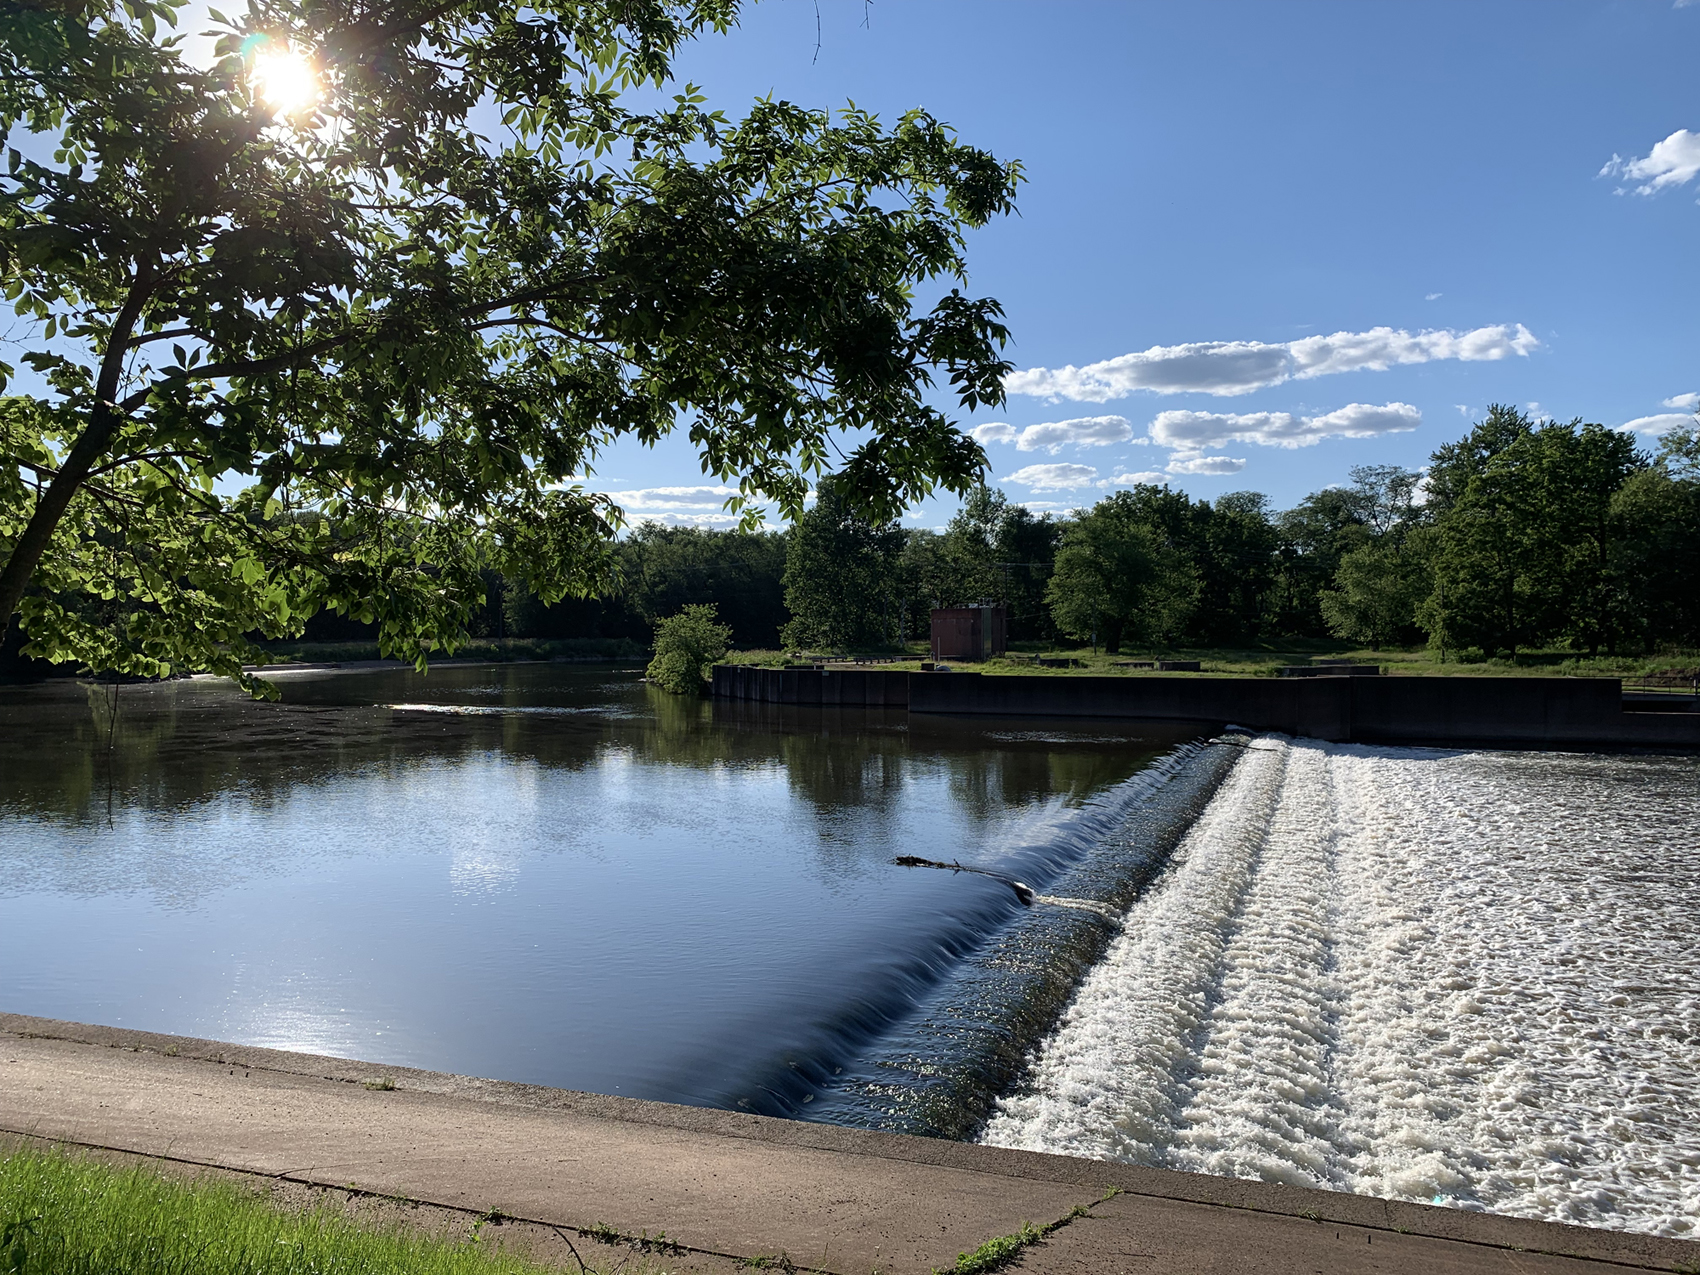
2,1014 -> 1695,1275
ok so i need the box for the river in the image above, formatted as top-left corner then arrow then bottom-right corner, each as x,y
4,667 -> 1694,1237
0,663 -> 1197,1118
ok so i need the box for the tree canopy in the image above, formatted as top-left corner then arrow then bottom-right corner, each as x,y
0,0 -> 1019,690
779,475 -> 902,651
339,407 -> 1700,665
1044,489 -> 1194,653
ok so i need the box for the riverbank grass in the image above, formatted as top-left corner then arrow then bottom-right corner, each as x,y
723,642 -> 1698,681
0,1145 -> 594,1275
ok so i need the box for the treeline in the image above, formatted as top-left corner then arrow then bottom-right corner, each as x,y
301,406 -> 1696,658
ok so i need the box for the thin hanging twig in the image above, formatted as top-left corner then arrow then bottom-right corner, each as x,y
104,671 -> 120,829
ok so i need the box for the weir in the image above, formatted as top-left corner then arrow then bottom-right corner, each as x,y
808,735 -> 1245,1139
979,738 -> 1700,1236
711,664 -> 1700,749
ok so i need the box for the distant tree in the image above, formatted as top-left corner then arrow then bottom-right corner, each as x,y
1321,540 -> 1428,649
1191,491 -> 1278,646
1347,464 -> 1423,534
1612,423 -> 1700,650
1272,465 -> 1424,640
938,485 -> 1006,602
1045,490 -> 1194,653
619,525 -> 788,648
1417,410 -> 1652,658
887,486 -> 1005,640
1302,465 -> 1427,648
894,528 -> 954,644
1421,461 -> 1549,658
501,580 -> 644,642
1657,421 -> 1700,481
1424,404 -> 1539,515
781,478 -> 904,651
900,485 -> 1061,641
1537,422 -> 1645,655
1063,483 -> 1277,647
1271,487 -> 1372,637
990,500 -> 1062,640
646,603 -> 731,694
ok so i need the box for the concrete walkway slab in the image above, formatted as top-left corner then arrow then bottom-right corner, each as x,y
2,1015 -> 1695,1275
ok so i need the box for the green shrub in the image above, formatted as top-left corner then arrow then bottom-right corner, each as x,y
646,604 -> 733,694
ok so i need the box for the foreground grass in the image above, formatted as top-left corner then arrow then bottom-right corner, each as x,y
0,1145 -> 624,1275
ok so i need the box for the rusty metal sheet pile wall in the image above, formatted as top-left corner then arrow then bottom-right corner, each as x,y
709,666 -> 1700,748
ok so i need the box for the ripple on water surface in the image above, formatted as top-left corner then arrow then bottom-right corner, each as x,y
982,738 -> 1700,1238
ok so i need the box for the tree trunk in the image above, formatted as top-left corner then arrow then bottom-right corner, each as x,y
0,270 -> 153,629
1103,616 -> 1124,654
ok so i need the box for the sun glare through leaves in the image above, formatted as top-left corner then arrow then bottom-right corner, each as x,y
249,43 -> 319,117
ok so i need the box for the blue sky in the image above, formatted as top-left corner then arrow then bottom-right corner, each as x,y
593,0 -> 1700,528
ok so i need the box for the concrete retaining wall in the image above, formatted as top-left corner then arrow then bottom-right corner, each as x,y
710,665 -> 1700,749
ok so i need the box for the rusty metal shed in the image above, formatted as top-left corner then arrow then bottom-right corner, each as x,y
929,605 -> 1008,662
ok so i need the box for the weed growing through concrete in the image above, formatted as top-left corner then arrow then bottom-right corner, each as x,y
934,1192 -> 1119,1275
936,1221 -> 1045,1274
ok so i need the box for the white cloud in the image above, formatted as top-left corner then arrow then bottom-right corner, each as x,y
1426,292 -> 1443,301
1004,463 -> 1101,490
625,511 -> 744,528
600,485 -> 742,511
1620,413 -> 1694,437
1289,328 -> 1537,378
1004,325 -> 1538,402
1148,401 -> 1422,451
973,415 -> 1134,452
1016,415 -> 1133,453
1600,130 -> 1700,195
1167,454 -> 1246,476
1661,391 -> 1699,409
1109,470 -> 1168,486
1455,404 -> 1471,416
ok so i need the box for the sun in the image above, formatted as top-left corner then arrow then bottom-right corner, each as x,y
250,45 -> 320,117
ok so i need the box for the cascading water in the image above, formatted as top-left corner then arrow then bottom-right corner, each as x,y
982,735 -> 1700,1239
807,733 -> 1246,1138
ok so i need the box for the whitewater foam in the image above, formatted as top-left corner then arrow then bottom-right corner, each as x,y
982,737 -> 1700,1237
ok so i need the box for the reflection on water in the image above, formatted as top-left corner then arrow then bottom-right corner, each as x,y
0,664 -> 1200,1112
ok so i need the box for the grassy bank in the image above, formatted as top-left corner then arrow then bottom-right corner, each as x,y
0,1145 -> 655,1275
721,643 -> 1698,682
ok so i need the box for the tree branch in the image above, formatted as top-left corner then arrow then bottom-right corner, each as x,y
0,261 -> 159,625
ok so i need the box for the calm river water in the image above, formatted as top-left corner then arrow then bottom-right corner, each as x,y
0,663 -> 1198,1115
5,667 -> 1695,1237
